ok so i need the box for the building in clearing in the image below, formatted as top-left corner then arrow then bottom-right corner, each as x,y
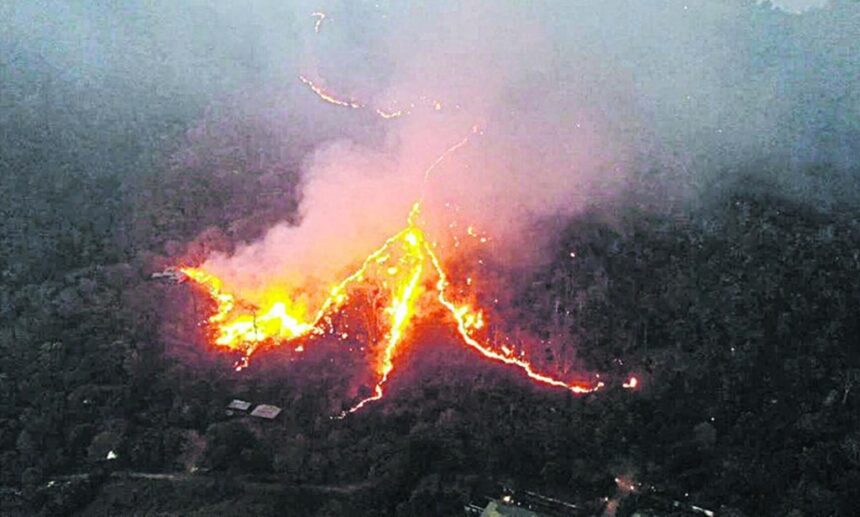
478,500 -> 540,517
150,268 -> 186,283
250,404 -> 282,420
465,488 -> 586,517
227,400 -> 251,411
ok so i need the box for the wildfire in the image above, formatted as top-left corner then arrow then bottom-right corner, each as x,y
180,268 -> 313,350
298,75 -> 363,109
429,236 -> 602,395
180,216 -> 416,356
623,376 -> 639,389
183,28 -> 631,409
343,207 -> 426,414
296,75 -> 453,121
182,195 -> 627,414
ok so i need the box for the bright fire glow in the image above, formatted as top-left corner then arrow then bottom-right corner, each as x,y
182,197 -> 625,414
179,11 -> 638,414
623,376 -> 638,389
426,241 -> 601,395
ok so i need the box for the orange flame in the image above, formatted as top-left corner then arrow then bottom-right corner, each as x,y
345,206 -> 426,413
181,217 -> 413,355
424,241 -> 601,394
183,200 -> 615,414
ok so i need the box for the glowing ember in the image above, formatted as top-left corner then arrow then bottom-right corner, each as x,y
311,11 -> 326,34
614,476 -> 638,493
623,376 -> 638,389
296,76 -> 416,120
297,68 -> 448,120
422,125 -> 480,183
298,75 -> 363,109
375,108 -> 404,119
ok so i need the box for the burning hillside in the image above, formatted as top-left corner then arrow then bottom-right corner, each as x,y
182,198 -> 639,415
5,2 -> 860,515
162,7 -> 653,416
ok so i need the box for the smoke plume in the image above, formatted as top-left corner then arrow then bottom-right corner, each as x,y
4,1 -> 857,300
199,0 -> 859,301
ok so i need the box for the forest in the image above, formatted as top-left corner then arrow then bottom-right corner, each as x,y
2,1 -> 860,516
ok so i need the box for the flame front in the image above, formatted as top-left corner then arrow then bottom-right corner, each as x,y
345,207 -> 426,413
181,201 -> 620,414
298,75 -> 363,109
424,243 -> 602,395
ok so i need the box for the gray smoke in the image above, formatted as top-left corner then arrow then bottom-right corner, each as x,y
3,0 -> 857,297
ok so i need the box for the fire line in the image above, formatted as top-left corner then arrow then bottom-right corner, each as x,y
182,199 -> 626,415
178,5 -> 637,415
298,75 -> 363,109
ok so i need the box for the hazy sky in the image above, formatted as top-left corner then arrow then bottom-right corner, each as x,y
770,0 -> 829,12
3,0 -> 857,298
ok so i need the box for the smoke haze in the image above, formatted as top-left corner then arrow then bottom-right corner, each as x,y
4,1 -> 858,299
